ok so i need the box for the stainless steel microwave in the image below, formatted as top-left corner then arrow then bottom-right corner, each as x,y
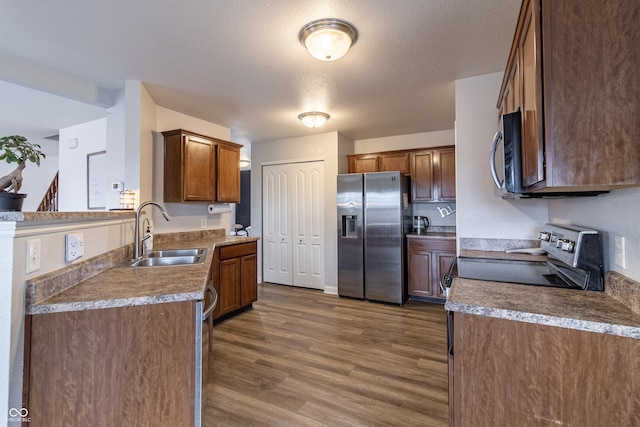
490,110 -> 527,198
490,111 -> 607,199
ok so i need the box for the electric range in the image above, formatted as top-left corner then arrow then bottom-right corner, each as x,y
444,223 -> 605,292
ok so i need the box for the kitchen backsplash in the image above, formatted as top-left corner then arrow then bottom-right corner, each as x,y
413,203 -> 457,227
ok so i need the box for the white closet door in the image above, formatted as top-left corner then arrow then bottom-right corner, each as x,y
291,162 -> 324,289
262,166 -> 292,285
262,161 -> 324,290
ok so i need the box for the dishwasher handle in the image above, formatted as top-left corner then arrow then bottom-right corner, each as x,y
202,284 -> 218,321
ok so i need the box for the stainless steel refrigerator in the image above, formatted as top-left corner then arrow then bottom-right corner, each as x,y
337,171 -> 412,304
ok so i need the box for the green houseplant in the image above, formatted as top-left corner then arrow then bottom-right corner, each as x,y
0,135 -> 46,211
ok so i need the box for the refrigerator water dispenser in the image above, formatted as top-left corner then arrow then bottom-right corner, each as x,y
341,215 -> 358,238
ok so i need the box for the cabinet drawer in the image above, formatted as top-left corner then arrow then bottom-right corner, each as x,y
408,238 -> 455,252
218,241 -> 257,260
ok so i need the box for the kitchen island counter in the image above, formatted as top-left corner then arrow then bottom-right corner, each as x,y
445,272 -> 640,339
26,231 -> 258,314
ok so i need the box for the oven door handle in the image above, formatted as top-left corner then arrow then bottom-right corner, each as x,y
447,310 -> 454,356
202,284 -> 218,321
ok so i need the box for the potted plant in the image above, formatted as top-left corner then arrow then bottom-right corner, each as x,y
0,135 -> 46,211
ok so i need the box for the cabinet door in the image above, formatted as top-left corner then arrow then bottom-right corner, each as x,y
183,134 -> 216,201
436,148 -> 456,201
411,151 -> 434,202
435,251 -> 456,298
219,258 -> 241,315
408,249 -> 434,298
262,166 -> 293,285
519,0 -> 545,188
217,143 -> 240,202
240,253 -> 258,305
379,152 -> 410,174
499,57 -> 521,117
348,154 -> 379,173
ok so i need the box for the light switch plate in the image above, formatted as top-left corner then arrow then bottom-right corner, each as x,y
614,235 -> 626,269
26,239 -> 41,273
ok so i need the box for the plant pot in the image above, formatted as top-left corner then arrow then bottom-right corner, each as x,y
0,192 -> 27,211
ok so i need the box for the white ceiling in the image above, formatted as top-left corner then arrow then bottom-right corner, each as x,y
0,0 -> 521,144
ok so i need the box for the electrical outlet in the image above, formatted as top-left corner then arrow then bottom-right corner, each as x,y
26,239 -> 41,273
65,233 -> 85,262
614,235 -> 626,269
200,218 -> 207,229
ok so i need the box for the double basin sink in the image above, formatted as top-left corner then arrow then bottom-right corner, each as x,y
130,248 -> 208,267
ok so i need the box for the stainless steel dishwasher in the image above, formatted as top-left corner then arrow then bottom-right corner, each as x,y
195,284 -> 217,426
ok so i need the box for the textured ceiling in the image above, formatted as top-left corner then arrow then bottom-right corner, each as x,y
0,0 -> 521,144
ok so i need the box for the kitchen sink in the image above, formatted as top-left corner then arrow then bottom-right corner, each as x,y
129,248 -> 208,267
145,248 -> 206,258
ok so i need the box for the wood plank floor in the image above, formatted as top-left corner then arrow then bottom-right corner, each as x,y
204,283 -> 449,427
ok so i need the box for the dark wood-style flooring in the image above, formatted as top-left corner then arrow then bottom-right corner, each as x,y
203,283 -> 449,426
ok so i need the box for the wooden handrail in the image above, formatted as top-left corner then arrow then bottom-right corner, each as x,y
37,171 -> 58,212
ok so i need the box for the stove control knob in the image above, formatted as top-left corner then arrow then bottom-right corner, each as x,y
538,231 -> 551,241
559,239 -> 575,253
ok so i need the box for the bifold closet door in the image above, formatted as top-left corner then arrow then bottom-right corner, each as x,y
262,161 -> 324,289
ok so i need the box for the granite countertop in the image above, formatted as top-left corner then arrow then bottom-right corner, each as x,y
26,231 -> 259,315
445,274 -> 640,339
406,226 -> 456,240
2,210 -> 135,223
406,232 -> 456,240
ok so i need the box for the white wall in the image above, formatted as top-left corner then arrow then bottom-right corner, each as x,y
354,130 -> 454,153
251,132 -> 343,290
0,138 -> 59,212
150,105 -> 234,233
105,88 -> 128,210
58,118 -> 107,211
549,187 -> 640,281
5,217 -> 135,420
455,73 -> 548,242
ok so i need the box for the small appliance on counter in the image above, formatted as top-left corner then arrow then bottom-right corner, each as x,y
412,216 -> 429,234
442,223 -> 605,293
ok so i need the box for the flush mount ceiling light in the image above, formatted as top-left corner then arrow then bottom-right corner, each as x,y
298,111 -> 330,128
298,18 -> 358,61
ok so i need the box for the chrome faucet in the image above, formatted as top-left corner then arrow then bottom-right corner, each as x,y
134,201 -> 172,259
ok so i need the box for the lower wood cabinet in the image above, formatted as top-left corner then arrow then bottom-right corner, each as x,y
451,313 -> 640,426
212,241 -> 257,319
407,237 -> 455,302
23,301 -> 200,427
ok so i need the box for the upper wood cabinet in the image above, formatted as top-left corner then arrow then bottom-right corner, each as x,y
348,146 -> 455,203
498,0 -> 640,193
378,151 -> 410,174
217,143 -> 241,202
162,129 -> 242,203
347,151 -> 410,174
411,146 -> 456,203
347,154 -> 379,173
